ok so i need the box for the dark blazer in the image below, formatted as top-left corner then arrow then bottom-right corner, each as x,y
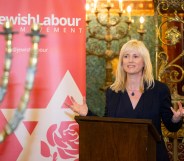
87,80 -> 182,161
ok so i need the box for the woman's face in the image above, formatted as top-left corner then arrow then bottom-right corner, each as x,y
122,51 -> 144,76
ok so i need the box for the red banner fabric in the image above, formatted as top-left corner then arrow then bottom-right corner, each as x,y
0,0 -> 86,160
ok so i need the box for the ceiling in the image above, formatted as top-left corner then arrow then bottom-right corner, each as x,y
86,0 -> 155,16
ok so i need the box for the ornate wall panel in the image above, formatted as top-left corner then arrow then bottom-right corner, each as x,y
155,0 -> 184,160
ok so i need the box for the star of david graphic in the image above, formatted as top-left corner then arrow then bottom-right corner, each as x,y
1,71 -> 82,161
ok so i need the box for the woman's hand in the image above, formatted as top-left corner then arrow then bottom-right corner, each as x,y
171,101 -> 183,123
66,96 -> 88,116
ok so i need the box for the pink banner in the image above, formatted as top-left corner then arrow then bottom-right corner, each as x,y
0,0 -> 86,160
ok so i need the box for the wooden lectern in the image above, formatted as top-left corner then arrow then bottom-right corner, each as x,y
75,116 -> 161,161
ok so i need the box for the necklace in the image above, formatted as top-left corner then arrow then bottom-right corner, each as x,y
131,91 -> 135,96
126,88 -> 140,96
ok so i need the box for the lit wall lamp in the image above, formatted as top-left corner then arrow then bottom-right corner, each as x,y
125,5 -> 132,32
127,5 -> 132,21
137,16 -> 146,41
85,3 -> 90,23
119,0 -> 123,12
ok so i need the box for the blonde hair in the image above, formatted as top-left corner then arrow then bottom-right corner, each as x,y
110,39 -> 154,92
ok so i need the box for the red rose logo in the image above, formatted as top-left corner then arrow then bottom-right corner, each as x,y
41,121 -> 79,161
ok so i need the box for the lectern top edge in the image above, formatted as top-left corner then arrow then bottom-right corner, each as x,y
75,116 -> 152,124
75,116 -> 161,142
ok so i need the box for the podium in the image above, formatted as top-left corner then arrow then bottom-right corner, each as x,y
75,116 -> 161,161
